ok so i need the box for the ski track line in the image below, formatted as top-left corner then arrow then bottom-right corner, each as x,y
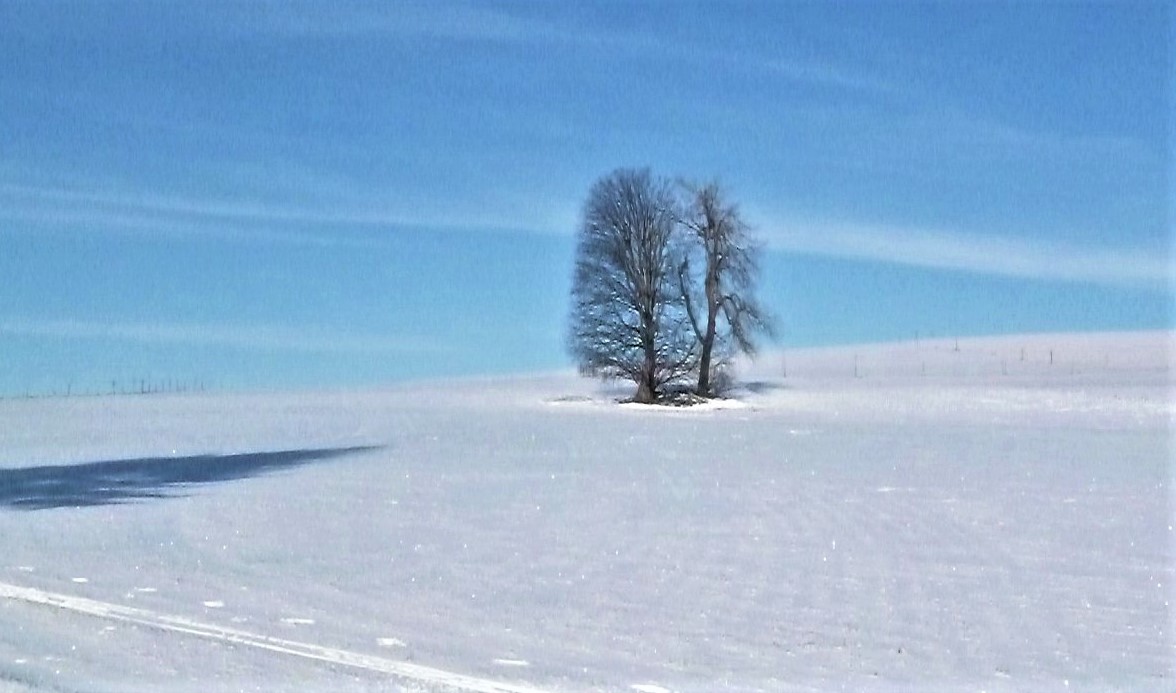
0,581 -> 550,693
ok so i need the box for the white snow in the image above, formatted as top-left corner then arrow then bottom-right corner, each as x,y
0,330 -> 1171,692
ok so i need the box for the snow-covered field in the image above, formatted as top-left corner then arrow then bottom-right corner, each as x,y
0,332 -> 1171,692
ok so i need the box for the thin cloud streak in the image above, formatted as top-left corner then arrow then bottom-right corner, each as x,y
3,2 -> 905,99
0,182 -> 559,242
237,3 -> 902,99
762,220 -> 1173,290
763,58 -> 905,98
9,178 -> 1167,291
0,318 -> 452,355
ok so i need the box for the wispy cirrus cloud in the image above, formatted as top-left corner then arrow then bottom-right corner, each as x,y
229,1 -> 901,98
761,219 -> 1173,290
0,179 -> 563,244
762,58 -> 905,98
0,317 -> 453,355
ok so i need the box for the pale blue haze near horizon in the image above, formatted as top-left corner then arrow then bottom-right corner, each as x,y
1,1 -> 1172,394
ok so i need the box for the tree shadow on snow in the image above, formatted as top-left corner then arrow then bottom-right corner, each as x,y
0,446 -> 381,511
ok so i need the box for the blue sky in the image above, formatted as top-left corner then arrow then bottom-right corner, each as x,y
1,1 -> 1171,394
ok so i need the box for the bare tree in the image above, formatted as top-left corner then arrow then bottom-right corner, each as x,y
568,168 -> 697,403
678,181 -> 773,396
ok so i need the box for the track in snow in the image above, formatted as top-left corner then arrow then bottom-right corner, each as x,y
0,581 -> 549,693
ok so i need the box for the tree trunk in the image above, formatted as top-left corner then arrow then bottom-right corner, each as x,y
696,268 -> 720,396
636,351 -> 657,403
635,377 -> 655,404
634,315 -> 659,403
697,326 -> 714,395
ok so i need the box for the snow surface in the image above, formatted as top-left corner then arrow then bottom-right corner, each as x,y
0,331 -> 1171,692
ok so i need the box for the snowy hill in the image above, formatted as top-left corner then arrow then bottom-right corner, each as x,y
0,331 -> 1171,692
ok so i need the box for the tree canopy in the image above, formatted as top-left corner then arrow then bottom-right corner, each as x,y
568,168 -> 772,403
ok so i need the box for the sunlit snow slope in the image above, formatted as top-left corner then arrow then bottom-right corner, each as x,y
0,331 -> 1171,693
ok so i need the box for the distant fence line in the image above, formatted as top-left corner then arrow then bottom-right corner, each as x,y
772,341 -> 1163,381
0,377 -> 211,401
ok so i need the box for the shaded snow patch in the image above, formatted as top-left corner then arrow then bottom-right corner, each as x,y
619,398 -> 748,412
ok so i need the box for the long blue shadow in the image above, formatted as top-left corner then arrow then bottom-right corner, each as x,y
0,446 -> 380,510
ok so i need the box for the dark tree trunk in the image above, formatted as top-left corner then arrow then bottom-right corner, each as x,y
696,324 -> 715,395
636,327 -> 658,403
635,372 -> 655,404
696,267 -> 720,396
